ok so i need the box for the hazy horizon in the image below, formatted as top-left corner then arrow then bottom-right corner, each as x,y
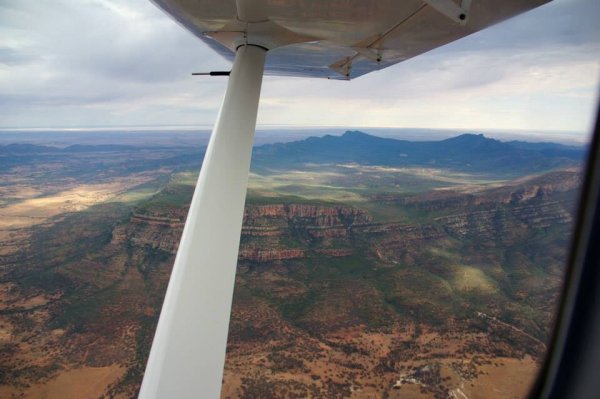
0,125 -> 591,147
1,0 -> 599,133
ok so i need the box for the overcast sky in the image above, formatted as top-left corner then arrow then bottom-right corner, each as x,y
0,0 -> 599,140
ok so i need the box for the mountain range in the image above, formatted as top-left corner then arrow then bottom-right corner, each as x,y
252,131 -> 586,174
2,131 -> 586,176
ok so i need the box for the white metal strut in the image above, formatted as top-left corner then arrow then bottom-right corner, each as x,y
139,44 -> 266,399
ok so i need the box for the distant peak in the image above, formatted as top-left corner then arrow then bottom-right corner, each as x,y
442,133 -> 495,143
456,133 -> 486,139
342,130 -> 371,138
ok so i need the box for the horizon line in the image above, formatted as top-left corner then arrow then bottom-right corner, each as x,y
0,124 -> 588,135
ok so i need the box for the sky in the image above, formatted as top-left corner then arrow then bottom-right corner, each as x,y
0,0 -> 599,140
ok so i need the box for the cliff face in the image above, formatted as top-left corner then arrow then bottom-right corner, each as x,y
243,204 -> 372,226
121,204 -> 372,262
120,172 -> 578,266
105,171 -> 577,362
374,170 -> 581,212
482,170 -> 582,205
239,248 -> 305,262
436,200 -> 572,242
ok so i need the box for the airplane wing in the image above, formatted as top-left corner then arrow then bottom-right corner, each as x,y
139,1 -> 552,398
151,0 -> 550,79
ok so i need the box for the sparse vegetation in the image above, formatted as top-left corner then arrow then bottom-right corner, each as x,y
0,132 -> 582,398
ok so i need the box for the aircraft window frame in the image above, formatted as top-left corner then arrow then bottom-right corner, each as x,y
530,102 -> 600,399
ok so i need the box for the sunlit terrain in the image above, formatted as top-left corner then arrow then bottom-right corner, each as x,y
0,130 -> 585,398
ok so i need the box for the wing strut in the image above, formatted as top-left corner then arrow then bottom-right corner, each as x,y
139,44 -> 266,399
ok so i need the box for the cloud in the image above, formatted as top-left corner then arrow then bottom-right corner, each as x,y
0,47 -> 35,66
0,0 -> 229,81
0,0 -> 231,127
0,0 -> 598,135
254,0 -> 600,134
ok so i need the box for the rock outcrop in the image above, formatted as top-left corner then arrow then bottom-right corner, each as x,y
239,248 -> 305,262
120,171 -> 579,265
243,204 -> 372,227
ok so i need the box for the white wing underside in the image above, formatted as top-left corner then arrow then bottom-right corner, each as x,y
152,0 -> 549,80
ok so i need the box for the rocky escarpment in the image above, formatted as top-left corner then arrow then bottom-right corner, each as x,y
241,204 -> 373,261
239,248 -> 305,262
242,204 -> 372,245
243,204 -> 372,227
130,213 -> 184,227
116,171 -> 578,266
436,200 -> 573,242
373,170 -> 581,212
117,204 -> 372,263
484,170 -> 582,205
112,219 -> 182,254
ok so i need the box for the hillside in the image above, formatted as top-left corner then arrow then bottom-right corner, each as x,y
252,131 -> 585,175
